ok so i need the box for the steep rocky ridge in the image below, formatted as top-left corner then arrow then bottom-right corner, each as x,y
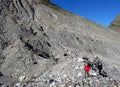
0,0 -> 120,86
109,13 -> 120,32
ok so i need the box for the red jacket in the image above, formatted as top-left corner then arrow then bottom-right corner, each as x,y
84,64 -> 90,72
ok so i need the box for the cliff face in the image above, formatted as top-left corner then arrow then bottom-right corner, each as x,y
109,14 -> 120,32
0,0 -> 120,86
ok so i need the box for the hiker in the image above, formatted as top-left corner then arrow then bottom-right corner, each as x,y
84,62 -> 90,78
93,57 -> 102,75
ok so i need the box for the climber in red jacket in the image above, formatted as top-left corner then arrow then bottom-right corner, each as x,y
84,63 -> 90,78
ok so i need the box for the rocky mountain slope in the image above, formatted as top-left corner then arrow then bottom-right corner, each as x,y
0,0 -> 120,87
109,13 -> 120,32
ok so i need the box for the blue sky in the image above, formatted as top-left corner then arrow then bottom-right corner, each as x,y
50,0 -> 120,27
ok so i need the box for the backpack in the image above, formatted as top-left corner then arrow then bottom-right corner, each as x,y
84,64 -> 90,71
97,61 -> 102,69
98,62 -> 102,66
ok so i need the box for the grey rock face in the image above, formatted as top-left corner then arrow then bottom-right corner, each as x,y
0,0 -> 120,87
109,13 -> 120,32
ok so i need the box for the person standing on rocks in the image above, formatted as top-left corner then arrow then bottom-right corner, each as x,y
93,57 -> 103,75
84,62 -> 91,78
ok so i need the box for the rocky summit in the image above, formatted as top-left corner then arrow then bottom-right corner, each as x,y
109,13 -> 120,33
0,0 -> 120,87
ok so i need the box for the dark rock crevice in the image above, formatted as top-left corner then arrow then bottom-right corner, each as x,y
13,0 -> 35,20
39,26 -> 49,39
20,34 -> 51,59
